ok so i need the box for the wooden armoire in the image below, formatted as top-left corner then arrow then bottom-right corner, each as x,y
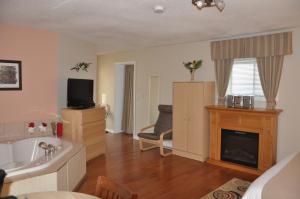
172,82 -> 215,161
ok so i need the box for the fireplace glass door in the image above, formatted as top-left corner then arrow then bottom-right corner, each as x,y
221,129 -> 259,168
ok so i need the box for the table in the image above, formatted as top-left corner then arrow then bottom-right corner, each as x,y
18,191 -> 100,199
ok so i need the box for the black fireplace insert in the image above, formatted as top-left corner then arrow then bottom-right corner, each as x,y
221,129 -> 259,168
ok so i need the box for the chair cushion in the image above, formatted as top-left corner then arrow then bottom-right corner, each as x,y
153,105 -> 172,139
138,133 -> 160,140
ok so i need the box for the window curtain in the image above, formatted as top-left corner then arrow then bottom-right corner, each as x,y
122,65 -> 134,134
211,32 -> 292,59
211,32 -> 292,108
257,56 -> 284,109
214,59 -> 234,105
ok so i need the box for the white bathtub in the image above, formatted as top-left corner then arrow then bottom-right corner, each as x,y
0,136 -> 86,196
0,137 -> 72,178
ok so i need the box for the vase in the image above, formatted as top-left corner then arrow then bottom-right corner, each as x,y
190,70 -> 196,81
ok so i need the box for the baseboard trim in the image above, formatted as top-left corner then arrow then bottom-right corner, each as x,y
133,135 -> 139,140
105,128 -> 114,133
173,150 -> 207,162
105,128 -> 125,134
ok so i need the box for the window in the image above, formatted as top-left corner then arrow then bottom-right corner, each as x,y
227,59 -> 264,98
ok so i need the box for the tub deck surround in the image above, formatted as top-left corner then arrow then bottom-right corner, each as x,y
1,137 -> 85,183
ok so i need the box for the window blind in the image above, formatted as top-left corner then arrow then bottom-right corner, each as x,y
227,59 -> 264,97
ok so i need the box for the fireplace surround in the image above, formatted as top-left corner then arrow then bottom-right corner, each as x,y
206,105 -> 282,175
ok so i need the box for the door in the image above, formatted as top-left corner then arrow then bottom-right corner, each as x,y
149,76 -> 160,124
173,83 -> 189,151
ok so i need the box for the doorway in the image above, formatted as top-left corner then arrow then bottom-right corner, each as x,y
114,62 -> 136,136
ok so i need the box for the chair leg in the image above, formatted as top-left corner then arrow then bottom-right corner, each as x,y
159,140 -> 172,157
139,139 -> 158,151
139,139 -> 143,151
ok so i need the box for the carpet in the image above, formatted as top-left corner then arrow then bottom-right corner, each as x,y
200,178 -> 251,199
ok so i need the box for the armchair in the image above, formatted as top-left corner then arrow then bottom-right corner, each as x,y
0,170 -> 17,199
138,105 -> 172,157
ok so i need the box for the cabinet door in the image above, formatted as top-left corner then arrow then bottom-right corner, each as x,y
68,148 -> 86,191
57,163 -> 68,191
173,83 -> 189,151
186,83 -> 204,155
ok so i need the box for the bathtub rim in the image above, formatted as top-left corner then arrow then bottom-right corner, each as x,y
3,139 -> 85,183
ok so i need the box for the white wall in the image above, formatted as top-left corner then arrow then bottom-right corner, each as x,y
98,27 -> 300,160
98,40 -> 214,139
58,34 -> 98,111
277,27 -> 300,160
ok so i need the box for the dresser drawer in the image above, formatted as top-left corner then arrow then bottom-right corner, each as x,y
81,108 -> 105,124
86,142 -> 105,161
82,121 -> 105,136
83,132 -> 105,146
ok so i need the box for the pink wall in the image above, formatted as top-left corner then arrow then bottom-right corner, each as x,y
0,25 -> 58,122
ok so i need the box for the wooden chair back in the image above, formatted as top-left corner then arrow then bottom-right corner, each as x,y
95,176 -> 138,199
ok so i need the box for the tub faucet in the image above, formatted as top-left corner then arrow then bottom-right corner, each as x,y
38,142 -> 57,156
39,141 -> 49,155
47,144 -> 57,154
38,142 -> 48,150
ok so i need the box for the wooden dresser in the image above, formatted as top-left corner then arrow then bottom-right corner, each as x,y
172,82 -> 215,161
62,107 -> 106,161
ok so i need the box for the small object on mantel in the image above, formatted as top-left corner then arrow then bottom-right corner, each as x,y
233,96 -> 243,108
226,95 -> 234,108
242,96 -> 254,109
226,95 -> 255,109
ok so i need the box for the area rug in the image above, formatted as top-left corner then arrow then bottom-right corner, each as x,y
200,178 -> 251,199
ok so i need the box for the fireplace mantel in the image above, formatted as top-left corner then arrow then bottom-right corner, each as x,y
206,105 -> 282,175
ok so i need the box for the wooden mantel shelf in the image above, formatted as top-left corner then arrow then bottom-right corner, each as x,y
206,105 -> 282,175
206,105 -> 283,115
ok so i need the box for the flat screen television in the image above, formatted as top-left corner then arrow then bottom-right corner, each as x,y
67,78 -> 95,109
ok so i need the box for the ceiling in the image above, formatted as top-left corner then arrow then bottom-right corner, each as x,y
1,0 -> 300,54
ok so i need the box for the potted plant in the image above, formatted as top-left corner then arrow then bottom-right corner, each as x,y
183,59 -> 203,81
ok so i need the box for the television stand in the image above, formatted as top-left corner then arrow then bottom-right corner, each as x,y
62,106 -> 106,161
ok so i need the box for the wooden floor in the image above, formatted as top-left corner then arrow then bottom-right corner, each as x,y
78,133 -> 257,199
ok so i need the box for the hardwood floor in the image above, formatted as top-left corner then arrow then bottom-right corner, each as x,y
78,133 -> 257,199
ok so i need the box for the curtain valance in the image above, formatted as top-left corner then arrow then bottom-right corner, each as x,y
211,32 -> 292,60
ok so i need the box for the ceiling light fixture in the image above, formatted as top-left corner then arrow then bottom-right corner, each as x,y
192,0 -> 225,12
153,5 -> 165,14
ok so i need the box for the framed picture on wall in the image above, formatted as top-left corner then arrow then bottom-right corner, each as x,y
0,60 -> 22,90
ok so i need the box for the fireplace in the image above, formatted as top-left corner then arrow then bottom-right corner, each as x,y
221,129 -> 259,168
206,106 -> 281,174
